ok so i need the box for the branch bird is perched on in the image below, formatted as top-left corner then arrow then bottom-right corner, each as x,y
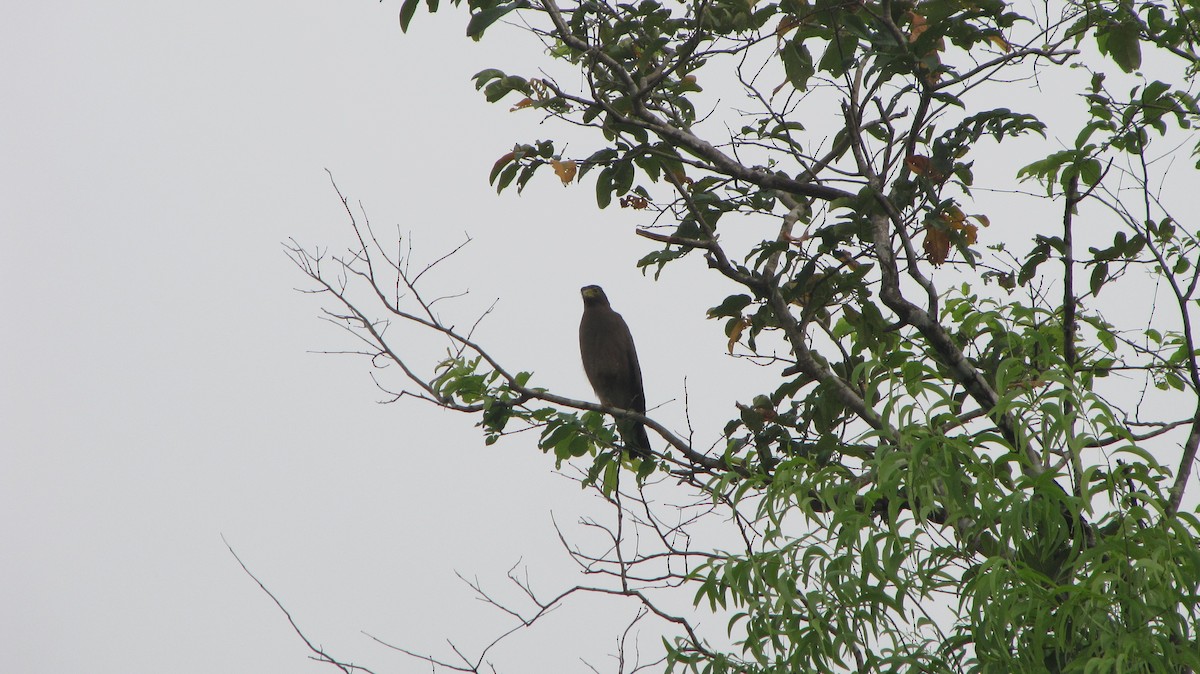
579,285 -> 652,459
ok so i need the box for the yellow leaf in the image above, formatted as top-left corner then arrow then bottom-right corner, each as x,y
776,16 -> 801,43
945,208 -> 988,244
961,223 -> 979,244
987,34 -> 1012,52
727,317 -> 749,353
943,205 -> 966,225
551,159 -> 577,185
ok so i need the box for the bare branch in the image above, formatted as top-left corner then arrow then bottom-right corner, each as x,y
225,537 -> 380,674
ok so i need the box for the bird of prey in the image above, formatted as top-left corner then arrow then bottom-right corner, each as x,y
579,285 -> 652,459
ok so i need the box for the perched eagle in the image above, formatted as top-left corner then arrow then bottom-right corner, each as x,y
579,285 -> 652,458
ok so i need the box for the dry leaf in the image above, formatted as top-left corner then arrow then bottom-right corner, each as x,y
491,151 -> 516,176
906,154 -> 932,174
942,207 -> 987,244
907,11 -> 929,42
987,34 -> 1012,53
551,159 -> 577,185
906,154 -> 947,182
833,249 -> 861,270
776,15 -> 802,43
727,317 -> 749,353
923,222 -> 951,266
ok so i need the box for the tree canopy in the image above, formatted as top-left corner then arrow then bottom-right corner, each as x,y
288,0 -> 1200,671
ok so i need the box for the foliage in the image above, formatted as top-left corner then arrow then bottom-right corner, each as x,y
289,0 -> 1200,672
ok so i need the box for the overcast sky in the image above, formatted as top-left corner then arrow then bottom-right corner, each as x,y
6,3 -> 1200,673
1,3 -> 758,672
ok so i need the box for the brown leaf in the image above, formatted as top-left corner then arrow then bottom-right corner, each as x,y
906,154 -> 947,182
907,11 -> 929,43
491,151 -> 516,177
906,154 -> 932,174
754,399 -> 778,422
923,208 -> 990,265
941,207 -> 982,244
833,249 -> 861,270
923,222 -> 951,266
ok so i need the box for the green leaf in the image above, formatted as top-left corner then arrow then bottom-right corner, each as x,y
399,0 -> 420,32
1097,328 -> 1117,351
818,34 -> 857,77
483,75 -> 528,103
596,167 -> 613,209
708,294 -> 753,318
1079,157 -> 1102,186
780,39 -> 814,91
613,159 -> 635,196
1103,21 -> 1143,73
1018,249 -> 1049,286
472,68 -> 506,91
1090,261 -> 1109,297
495,162 -> 519,193
466,1 -> 530,41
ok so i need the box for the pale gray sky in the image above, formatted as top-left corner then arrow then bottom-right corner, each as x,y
6,3 -> 1200,673
1,3 -> 752,672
